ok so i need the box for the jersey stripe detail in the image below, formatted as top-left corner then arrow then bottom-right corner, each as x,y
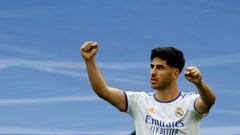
122,91 -> 128,112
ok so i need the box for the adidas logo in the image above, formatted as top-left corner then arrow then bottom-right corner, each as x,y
147,107 -> 155,113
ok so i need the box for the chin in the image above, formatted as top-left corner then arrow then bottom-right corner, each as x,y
151,85 -> 158,89
151,84 -> 166,91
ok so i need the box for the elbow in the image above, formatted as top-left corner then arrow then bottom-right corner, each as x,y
93,87 -> 110,100
207,94 -> 216,107
97,92 -> 108,99
202,94 -> 216,108
211,94 -> 216,106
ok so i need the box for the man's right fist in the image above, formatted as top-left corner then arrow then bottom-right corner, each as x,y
80,41 -> 99,60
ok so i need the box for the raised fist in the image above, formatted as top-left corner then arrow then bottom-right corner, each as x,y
80,41 -> 99,60
184,66 -> 203,85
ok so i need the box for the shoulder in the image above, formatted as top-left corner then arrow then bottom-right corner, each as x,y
125,90 -> 153,100
124,90 -> 152,114
180,91 -> 199,99
179,91 -> 200,112
125,90 -> 152,97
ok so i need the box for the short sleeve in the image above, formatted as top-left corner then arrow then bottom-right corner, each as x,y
186,92 -> 199,112
187,92 -> 206,120
123,91 -> 146,118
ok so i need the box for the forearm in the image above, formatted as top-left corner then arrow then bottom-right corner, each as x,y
85,59 -> 109,98
195,80 -> 216,107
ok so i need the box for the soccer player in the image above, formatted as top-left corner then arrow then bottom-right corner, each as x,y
80,41 -> 216,135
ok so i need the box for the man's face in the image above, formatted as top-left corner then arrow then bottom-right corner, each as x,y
150,57 -> 178,90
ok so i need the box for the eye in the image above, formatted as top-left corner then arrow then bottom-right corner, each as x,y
157,65 -> 164,70
150,64 -> 154,69
150,64 -> 164,70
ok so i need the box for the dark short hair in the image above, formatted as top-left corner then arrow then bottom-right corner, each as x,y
151,47 -> 185,72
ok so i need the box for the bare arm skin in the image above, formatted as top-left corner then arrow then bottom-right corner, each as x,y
80,41 -> 126,111
184,66 -> 216,114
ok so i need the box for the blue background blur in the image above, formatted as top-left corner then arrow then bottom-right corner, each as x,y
0,0 -> 240,134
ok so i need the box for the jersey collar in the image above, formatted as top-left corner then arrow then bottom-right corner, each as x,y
154,91 -> 181,103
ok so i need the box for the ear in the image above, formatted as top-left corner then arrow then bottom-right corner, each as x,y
172,69 -> 180,79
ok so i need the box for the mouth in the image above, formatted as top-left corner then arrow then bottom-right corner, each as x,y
151,79 -> 158,84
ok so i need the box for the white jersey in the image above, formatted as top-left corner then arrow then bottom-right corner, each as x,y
123,91 -> 204,135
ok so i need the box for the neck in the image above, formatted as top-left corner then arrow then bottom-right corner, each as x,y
155,82 -> 180,102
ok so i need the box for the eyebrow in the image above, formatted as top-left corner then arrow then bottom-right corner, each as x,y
150,64 -> 164,68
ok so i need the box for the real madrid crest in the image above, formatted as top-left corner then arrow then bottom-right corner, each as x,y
175,107 -> 184,117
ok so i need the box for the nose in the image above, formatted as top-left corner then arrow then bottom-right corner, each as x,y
151,67 -> 157,77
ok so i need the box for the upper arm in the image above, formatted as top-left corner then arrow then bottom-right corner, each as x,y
100,87 -> 126,112
194,80 -> 216,115
194,96 -> 212,115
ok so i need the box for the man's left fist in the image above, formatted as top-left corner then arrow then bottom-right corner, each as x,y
184,66 -> 202,85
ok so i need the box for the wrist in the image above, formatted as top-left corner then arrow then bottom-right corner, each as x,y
194,79 -> 204,87
84,58 -> 95,64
